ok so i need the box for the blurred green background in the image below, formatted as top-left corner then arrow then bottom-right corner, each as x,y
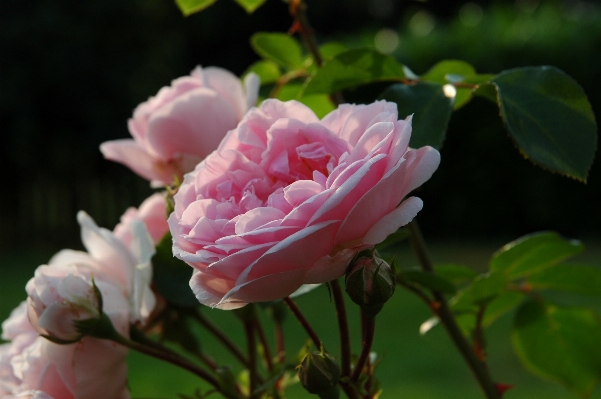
1,0 -> 600,398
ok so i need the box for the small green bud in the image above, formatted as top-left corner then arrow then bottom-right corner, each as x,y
298,349 -> 341,399
345,256 -> 395,317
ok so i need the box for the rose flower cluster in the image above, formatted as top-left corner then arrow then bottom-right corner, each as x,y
1,66 -> 439,398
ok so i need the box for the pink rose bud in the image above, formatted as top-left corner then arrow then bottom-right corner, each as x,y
298,348 -> 341,399
345,255 -> 395,317
100,66 -> 260,186
26,264 -> 102,342
169,99 -> 440,309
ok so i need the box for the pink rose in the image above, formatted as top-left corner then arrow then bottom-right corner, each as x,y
169,100 -> 440,309
26,265 -> 101,342
113,192 -> 169,247
100,66 -> 260,186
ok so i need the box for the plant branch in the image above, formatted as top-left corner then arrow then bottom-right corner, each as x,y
191,308 -> 250,368
330,279 -> 352,378
255,314 -> 274,372
406,220 -> 501,399
351,313 -> 376,382
283,296 -> 323,349
244,319 -> 259,399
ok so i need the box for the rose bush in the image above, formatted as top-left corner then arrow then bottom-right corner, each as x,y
101,66 -> 260,186
169,99 -> 440,309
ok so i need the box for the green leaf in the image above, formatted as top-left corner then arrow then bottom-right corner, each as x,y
451,272 -> 508,312
233,0 -> 266,13
528,264 -> 601,297
303,49 -> 405,95
482,291 -> 524,327
512,300 -> 601,396
434,264 -> 478,286
378,82 -> 454,149
153,234 -> 199,307
490,231 -> 583,279
244,60 -> 281,85
421,60 -> 477,110
319,42 -> 348,60
276,83 -> 335,119
399,270 -> 456,294
175,0 -> 217,16
251,33 -> 304,69
490,66 -> 598,181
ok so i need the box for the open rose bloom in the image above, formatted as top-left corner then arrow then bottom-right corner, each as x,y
100,67 -> 260,186
169,100 -> 440,309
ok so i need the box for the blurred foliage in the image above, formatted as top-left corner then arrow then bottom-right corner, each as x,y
0,0 -> 600,251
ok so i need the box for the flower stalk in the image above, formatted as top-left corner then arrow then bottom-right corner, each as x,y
406,221 -> 502,399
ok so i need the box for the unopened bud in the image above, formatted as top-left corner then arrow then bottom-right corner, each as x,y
298,349 -> 341,399
345,256 -> 395,317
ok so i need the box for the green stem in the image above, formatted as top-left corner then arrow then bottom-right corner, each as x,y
255,314 -> 274,372
330,279 -> 352,378
351,313 -> 376,382
406,221 -> 501,399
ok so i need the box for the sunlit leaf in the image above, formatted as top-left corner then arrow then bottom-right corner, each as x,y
233,0 -> 266,13
528,264 -> 601,297
244,60 -> 281,85
251,33 -> 304,69
303,48 -> 405,94
175,0 -> 217,16
512,300 -> 601,396
490,231 -> 583,279
421,60 -> 477,109
489,66 -> 598,181
379,82 -> 454,149
276,83 -> 335,118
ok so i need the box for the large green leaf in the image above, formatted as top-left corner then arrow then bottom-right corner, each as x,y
175,0 -> 217,16
233,0 -> 266,13
153,235 -> 199,307
251,33 -> 304,69
529,264 -> 601,297
434,264 -> 478,286
512,300 -> 601,396
276,83 -> 335,118
378,82 -> 454,149
490,231 -> 583,279
489,66 -> 598,181
451,272 -> 508,312
303,49 -> 405,95
482,291 -> 524,327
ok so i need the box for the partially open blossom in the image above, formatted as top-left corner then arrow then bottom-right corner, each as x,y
113,192 -> 169,247
100,66 -> 260,186
26,265 -> 101,342
169,99 -> 440,309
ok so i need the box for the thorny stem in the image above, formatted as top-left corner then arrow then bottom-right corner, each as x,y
288,0 -> 344,105
406,221 -> 502,399
351,313 -> 376,382
330,279 -> 352,377
283,296 -> 323,349
191,309 -> 250,368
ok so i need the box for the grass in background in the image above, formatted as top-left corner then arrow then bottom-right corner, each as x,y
2,238 -> 600,398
